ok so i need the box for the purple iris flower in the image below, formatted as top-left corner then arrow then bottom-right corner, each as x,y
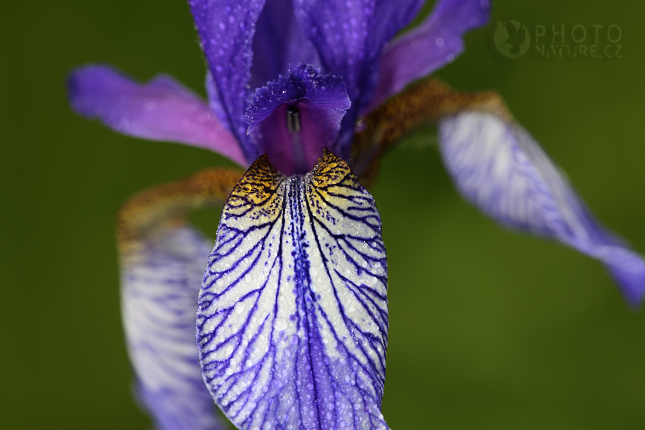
67,0 -> 645,429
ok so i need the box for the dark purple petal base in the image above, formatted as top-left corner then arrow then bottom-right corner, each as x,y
246,63 -> 351,175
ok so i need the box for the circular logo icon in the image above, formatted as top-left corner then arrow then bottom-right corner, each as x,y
493,20 -> 531,59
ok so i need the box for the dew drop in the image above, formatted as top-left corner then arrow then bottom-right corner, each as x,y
235,301 -> 246,314
275,318 -> 287,331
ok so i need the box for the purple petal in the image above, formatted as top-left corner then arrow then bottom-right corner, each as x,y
249,0 -> 321,90
67,65 -> 247,166
293,0 -> 424,157
121,227 -> 227,430
368,0 -> 491,112
245,63 -> 351,175
197,151 -> 390,430
188,0 -> 266,162
439,112 -> 645,305
205,71 -> 231,133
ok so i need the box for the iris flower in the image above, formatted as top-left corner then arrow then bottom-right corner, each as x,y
67,0 -> 645,429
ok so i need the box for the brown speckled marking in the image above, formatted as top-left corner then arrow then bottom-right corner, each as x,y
311,149 -> 353,188
117,167 -> 243,254
225,154 -> 284,217
221,151 -> 359,226
308,149 -> 364,215
351,78 -> 510,188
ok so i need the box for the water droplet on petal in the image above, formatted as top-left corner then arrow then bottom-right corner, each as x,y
275,318 -> 287,331
235,302 -> 246,314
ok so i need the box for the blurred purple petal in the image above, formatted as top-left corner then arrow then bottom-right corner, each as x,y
293,0 -> 424,158
188,0 -> 266,162
67,65 -> 246,166
205,71 -> 231,133
245,63 -> 351,175
439,112 -> 645,305
368,0 -> 491,112
197,152 -> 389,430
250,0 -> 320,89
122,227 -> 227,430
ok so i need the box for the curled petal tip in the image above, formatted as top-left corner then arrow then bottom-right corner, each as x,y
599,247 -> 645,306
439,111 -> 645,305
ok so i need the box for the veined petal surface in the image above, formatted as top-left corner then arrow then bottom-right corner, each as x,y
369,0 -> 491,112
439,112 -> 645,305
67,65 -> 246,166
122,227 -> 226,430
198,150 -> 389,430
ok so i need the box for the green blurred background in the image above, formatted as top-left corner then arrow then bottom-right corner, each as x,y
2,0 -> 644,428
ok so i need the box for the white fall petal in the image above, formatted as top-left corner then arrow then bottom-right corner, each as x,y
121,227 -> 226,430
439,111 -> 645,304
197,150 -> 390,430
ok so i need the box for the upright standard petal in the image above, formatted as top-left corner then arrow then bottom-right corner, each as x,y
67,65 -> 246,166
121,226 -> 226,430
198,150 -> 390,430
439,112 -> 645,305
246,63 -> 351,176
368,0 -> 491,112
250,0 -> 320,90
293,0 -> 424,157
188,0 -> 266,162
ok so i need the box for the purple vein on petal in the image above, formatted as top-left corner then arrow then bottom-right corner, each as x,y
122,227 -> 227,430
368,0 -> 491,112
67,65 -> 247,166
197,151 -> 390,430
439,112 -> 645,305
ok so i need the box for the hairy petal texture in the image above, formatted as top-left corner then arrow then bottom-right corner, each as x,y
293,0 -> 424,157
121,226 -> 226,430
188,0 -> 266,162
439,112 -> 645,305
246,64 -> 351,176
198,150 -> 389,430
67,65 -> 246,166
369,0 -> 491,111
